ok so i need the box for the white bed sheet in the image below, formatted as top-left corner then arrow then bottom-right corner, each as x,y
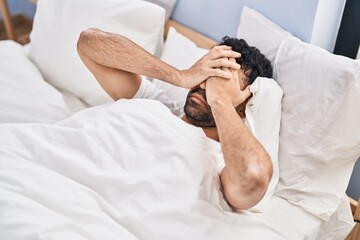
257,195 -> 354,240
60,89 -> 89,114
0,99 -> 286,240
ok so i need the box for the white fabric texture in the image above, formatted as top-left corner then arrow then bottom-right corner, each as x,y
317,195 -> 355,240
23,44 -> 90,114
135,74 -> 283,212
256,194 -> 354,240
60,89 -> 89,115
142,0 -> 177,20
274,36 -> 360,221
152,27 -> 208,107
29,0 -> 165,106
134,77 -> 184,117
0,99 -> 286,240
245,77 -> 283,212
0,40 -> 70,123
237,6 -> 291,66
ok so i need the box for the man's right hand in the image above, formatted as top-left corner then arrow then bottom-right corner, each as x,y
177,45 -> 241,89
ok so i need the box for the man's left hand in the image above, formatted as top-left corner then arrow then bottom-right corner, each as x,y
205,58 -> 251,108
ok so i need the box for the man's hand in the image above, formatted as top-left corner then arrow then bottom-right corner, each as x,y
205,58 -> 251,108
178,46 -> 241,89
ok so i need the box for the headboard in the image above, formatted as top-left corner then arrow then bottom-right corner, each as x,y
165,20 -> 217,49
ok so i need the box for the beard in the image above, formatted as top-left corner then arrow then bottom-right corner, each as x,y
183,86 -> 216,128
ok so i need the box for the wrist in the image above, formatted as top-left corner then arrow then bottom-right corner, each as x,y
169,68 -> 183,87
155,63 -> 182,87
211,98 -> 234,118
211,97 -> 232,108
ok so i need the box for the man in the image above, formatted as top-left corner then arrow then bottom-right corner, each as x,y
77,28 -> 274,211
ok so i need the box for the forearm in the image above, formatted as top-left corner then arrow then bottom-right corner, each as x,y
77,28 -> 182,85
212,99 -> 272,210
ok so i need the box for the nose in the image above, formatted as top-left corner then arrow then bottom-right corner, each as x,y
199,81 -> 206,89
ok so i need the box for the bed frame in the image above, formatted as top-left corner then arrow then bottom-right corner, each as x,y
165,19 -> 359,239
165,20 -> 217,49
347,197 -> 360,239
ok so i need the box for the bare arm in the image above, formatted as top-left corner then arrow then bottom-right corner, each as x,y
206,63 -> 272,210
77,28 -> 179,100
211,99 -> 272,210
77,28 -> 241,100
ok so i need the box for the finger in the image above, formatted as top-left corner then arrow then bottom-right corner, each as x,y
209,68 -> 232,79
211,45 -> 232,51
228,57 -> 236,63
210,49 -> 241,60
208,58 -> 241,70
220,66 -> 232,74
206,46 -> 232,59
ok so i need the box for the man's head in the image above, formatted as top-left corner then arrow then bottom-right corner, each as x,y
183,37 -> 273,128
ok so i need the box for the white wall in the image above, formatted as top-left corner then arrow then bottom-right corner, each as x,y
311,0 -> 347,52
172,0 -> 320,44
0,0 -> 36,20
172,0 -> 346,52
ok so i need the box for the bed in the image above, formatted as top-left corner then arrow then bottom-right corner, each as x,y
0,0 -> 359,239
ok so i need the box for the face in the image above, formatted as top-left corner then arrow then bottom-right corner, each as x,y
183,68 -> 251,128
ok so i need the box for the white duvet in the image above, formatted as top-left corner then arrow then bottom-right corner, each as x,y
0,99 -> 285,240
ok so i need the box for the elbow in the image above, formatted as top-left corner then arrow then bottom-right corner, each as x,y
222,155 -> 273,210
77,28 -> 128,57
248,161 -> 273,202
77,28 -> 101,56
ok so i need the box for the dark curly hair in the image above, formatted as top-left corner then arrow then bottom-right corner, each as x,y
220,36 -> 273,84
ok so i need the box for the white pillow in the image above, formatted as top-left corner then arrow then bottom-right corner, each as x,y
274,36 -> 360,221
0,41 -> 70,123
24,44 -> 90,115
237,6 -> 291,66
29,0 -> 165,106
153,27 -> 208,107
142,0 -> 177,20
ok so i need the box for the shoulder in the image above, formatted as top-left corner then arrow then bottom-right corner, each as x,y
134,77 -> 184,117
